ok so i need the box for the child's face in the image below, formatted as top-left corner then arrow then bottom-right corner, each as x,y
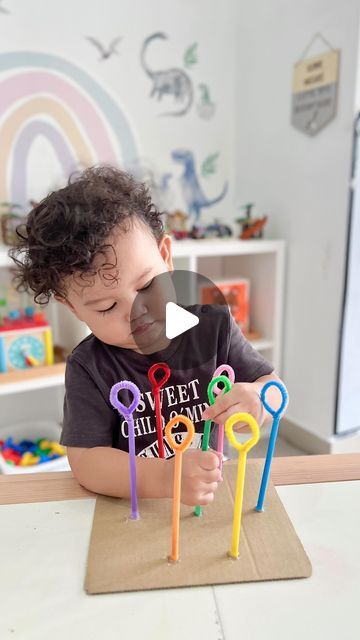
58,220 -> 174,353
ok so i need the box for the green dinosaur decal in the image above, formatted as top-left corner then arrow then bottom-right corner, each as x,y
172,149 -> 228,222
201,153 -> 220,178
184,43 -> 198,69
199,83 -> 211,105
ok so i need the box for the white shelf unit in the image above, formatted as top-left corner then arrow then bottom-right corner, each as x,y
0,368 -> 66,397
0,239 -> 285,426
171,238 -> 285,373
0,245 -> 9,268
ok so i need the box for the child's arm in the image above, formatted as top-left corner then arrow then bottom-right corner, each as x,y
67,445 -> 222,506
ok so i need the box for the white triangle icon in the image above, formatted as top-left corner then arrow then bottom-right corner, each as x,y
166,302 -> 199,339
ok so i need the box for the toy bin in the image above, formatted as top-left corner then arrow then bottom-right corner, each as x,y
0,420 -> 70,474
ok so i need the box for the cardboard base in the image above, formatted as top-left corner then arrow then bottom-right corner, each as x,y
85,460 -> 312,594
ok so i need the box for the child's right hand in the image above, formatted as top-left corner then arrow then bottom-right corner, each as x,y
167,448 -> 223,507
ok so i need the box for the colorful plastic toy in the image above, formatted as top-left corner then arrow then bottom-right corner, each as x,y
236,203 -> 268,239
165,415 -> 194,563
0,306 -> 53,373
110,380 -> 141,520
148,362 -> 171,459
194,374 -> 232,517
255,380 -> 289,512
225,412 -> 260,559
212,364 -> 235,462
0,437 -> 66,466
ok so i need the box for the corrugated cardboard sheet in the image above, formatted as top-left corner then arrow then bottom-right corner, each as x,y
85,460 -> 311,594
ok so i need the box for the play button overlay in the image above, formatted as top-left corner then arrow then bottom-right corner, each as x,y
165,302 -> 199,339
130,269 -> 229,369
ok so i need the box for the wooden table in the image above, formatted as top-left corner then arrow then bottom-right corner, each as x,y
0,454 -> 359,640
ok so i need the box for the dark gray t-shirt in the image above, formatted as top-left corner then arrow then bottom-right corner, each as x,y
60,304 -> 273,457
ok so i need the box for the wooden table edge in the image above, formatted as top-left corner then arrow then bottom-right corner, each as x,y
0,453 -> 359,506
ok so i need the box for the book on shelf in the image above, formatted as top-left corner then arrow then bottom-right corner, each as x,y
200,277 -> 250,334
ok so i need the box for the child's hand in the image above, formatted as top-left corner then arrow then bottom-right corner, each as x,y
200,382 -> 263,432
168,448 -> 223,507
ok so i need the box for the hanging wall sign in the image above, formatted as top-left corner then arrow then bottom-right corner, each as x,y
291,49 -> 340,136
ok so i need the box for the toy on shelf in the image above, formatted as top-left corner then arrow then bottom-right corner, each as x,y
200,278 -> 250,334
189,220 -> 232,240
0,436 -> 66,467
166,209 -> 233,241
0,202 -> 23,246
0,286 -> 54,373
236,203 -> 268,239
202,220 -> 232,238
166,210 -> 189,240
187,224 -> 204,239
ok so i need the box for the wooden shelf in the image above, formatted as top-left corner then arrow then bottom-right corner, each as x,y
0,362 -> 66,395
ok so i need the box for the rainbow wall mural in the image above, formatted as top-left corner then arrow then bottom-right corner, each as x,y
0,52 -> 139,206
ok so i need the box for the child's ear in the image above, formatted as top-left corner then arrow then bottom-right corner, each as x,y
159,234 -> 173,271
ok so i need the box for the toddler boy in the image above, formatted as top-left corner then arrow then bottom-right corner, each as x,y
11,167 -> 284,506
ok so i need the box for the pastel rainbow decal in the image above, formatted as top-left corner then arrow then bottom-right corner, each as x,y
0,52 -> 139,206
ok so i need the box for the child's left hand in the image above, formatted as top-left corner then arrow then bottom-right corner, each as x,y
200,381 -> 264,432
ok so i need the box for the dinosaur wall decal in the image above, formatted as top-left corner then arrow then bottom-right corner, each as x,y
141,32 -> 193,117
172,149 -> 228,222
85,36 -> 122,61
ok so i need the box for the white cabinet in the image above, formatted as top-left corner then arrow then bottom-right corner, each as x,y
171,238 -> 285,372
0,238 -> 285,427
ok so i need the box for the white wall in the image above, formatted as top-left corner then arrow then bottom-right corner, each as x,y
0,0 -> 236,222
235,0 -> 360,440
0,0 -> 238,427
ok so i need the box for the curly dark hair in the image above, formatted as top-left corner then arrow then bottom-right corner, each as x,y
10,166 -> 164,304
